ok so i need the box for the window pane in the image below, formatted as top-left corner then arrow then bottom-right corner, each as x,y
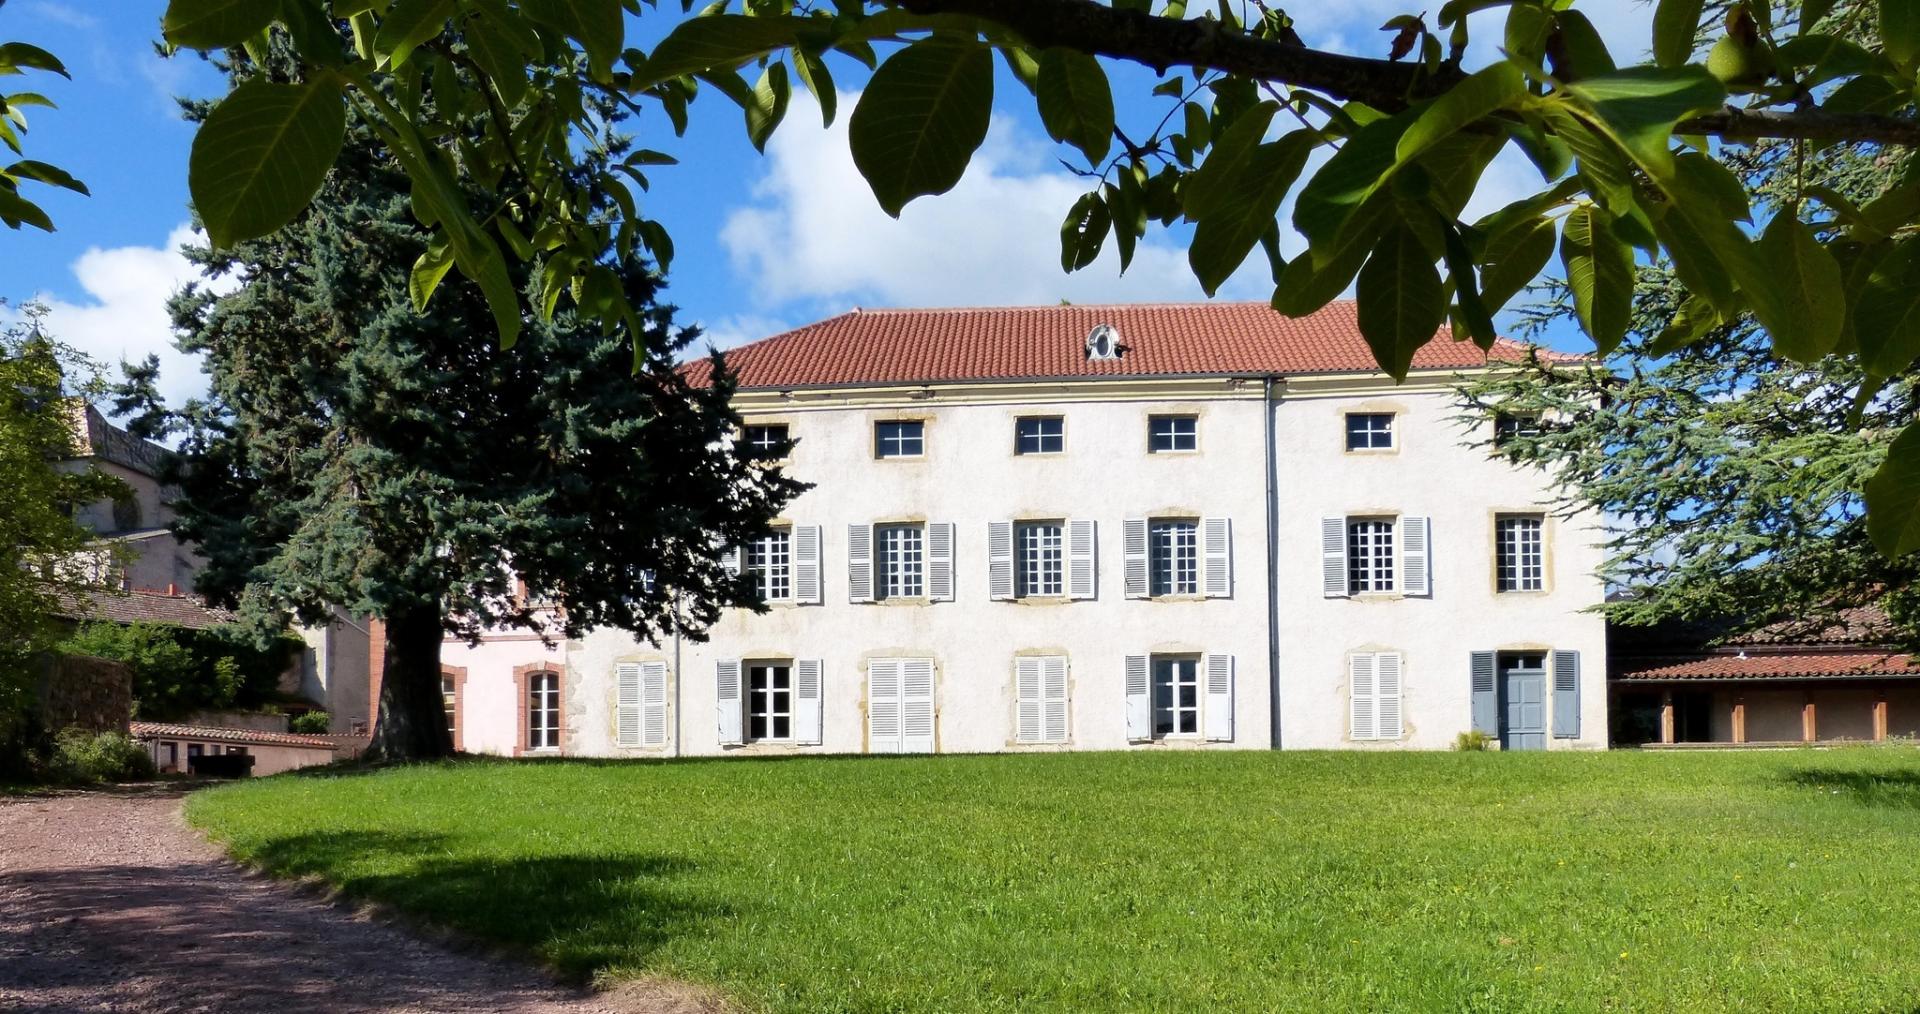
1347,519 -> 1396,592
747,528 -> 792,601
1496,515 -> 1544,592
876,421 -> 924,458
1016,522 -> 1064,597
1346,413 -> 1393,450
1149,415 -> 1196,452
878,525 -> 925,598
746,664 -> 794,742
1149,520 -> 1199,595
744,424 -> 789,459
1016,417 -> 1064,455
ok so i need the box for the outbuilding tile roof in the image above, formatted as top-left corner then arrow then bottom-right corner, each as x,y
1613,652 -> 1920,682
690,301 -> 1585,389
54,590 -> 234,630
130,722 -> 343,750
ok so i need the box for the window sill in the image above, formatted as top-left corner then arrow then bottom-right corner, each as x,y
1147,448 -> 1201,456
1344,447 -> 1398,455
874,455 -> 927,462
1142,593 -> 1208,603
1494,589 -> 1551,597
1006,595 -> 1074,606
864,597 -> 936,607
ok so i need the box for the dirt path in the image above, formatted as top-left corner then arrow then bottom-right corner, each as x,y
0,786 -> 699,1014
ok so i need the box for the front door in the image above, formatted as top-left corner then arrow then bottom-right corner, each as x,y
1501,654 -> 1548,750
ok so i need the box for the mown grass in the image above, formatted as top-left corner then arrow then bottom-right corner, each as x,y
187,749 -> 1920,1012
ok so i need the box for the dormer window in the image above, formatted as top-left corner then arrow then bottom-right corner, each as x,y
1086,323 -> 1120,361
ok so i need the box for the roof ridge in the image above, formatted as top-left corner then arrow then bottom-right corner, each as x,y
845,299 -> 1336,314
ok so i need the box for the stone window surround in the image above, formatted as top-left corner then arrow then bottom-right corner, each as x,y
513,660 -> 566,757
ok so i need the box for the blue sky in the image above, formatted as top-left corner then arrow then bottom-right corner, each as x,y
1,0 -> 1640,406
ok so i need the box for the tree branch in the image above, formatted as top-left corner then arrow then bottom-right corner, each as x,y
889,0 -> 1920,147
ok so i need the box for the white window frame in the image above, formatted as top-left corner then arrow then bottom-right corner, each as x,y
1495,514 -> 1546,592
440,673 -> 457,741
747,527 -> 793,602
1148,414 -> 1198,453
876,523 -> 925,599
1493,411 -> 1542,447
1148,518 -> 1199,596
527,671 -> 560,751
875,420 -> 925,459
1345,412 -> 1395,451
1016,521 -> 1065,598
1150,655 -> 1201,739
743,423 -> 789,459
1015,416 -> 1065,455
1347,517 -> 1396,594
744,661 -> 795,743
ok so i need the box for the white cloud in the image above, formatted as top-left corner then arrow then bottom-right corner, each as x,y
719,93 -> 1272,315
696,312 -> 795,352
10,223 -> 220,409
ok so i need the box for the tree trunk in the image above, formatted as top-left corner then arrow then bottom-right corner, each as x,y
366,602 -> 452,761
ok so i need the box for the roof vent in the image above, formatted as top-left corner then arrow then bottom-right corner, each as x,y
1085,323 -> 1121,361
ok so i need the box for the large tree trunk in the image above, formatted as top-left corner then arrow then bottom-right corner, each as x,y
366,602 -> 452,761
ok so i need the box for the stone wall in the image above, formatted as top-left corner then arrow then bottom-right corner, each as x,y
35,653 -> 132,734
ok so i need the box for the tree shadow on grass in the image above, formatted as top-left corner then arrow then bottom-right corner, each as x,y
238,830 -> 725,983
1781,767 -> 1920,810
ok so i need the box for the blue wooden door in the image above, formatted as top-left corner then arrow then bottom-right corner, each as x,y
1502,668 -> 1547,750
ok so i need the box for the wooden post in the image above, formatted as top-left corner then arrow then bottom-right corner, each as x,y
1660,689 -> 1675,745
1874,692 -> 1889,742
1732,696 -> 1747,745
1803,693 -> 1817,744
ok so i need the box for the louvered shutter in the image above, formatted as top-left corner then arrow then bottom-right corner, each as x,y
715,659 -> 743,746
1322,517 -> 1349,597
868,658 -> 901,753
721,545 -> 742,577
847,524 -> 873,602
796,658 -> 824,745
640,662 -> 668,747
1123,518 -> 1149,598
1551,649 -> 1581,738
927,522 -> 956,601
1042,655 -> 1069,743
1015,657 -> 1043,743
1401,516 -> 1431,596
1349,653 -> 1377,740
1470,651 -> 1498,735
1204,652 -> 1234,741
1202,517 -> 1232,598
1376,652 -> 1403,739
902,658 -> 936,753
1067,519 -> 1097,599
988,521 -> 1015,600
1125,654 -> 1151,740
793,525 -> 822,604
615,662 -> 642,747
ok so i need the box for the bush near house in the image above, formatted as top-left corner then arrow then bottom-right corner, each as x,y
190,750 -> 1920,1011
288,711 -> 330,735
59,621 -> 300,720
48,729 -> 154,784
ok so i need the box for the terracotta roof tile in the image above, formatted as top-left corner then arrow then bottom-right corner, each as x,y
1613,651 -> 1920,682
690,301 -> 1586,389
53,590 -> 234,630
130,722 -> 344,750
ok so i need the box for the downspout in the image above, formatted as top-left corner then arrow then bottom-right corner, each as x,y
673,592 -> 684,758
1264,376 -> 1283,749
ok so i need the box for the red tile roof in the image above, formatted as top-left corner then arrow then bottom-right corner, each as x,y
690,301 -> 1586,389
130,722 -> 344,750
53,590 -> 234,630
1614,651 -> 1920,682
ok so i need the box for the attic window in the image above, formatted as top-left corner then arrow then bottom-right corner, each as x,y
1086,323 -> 1121,361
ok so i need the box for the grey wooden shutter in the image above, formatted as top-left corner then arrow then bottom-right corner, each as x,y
927,522 -> 955,601
615,662 -> 641,747
1123,518 -> 1149,598
1349,653 -> 1376,740
1470,651 -> 1498,735
796,658 -> 824,745
868,658 -> 901,753
1202,517 -> 1232,598
902,658 -> 936,753
1204,652 -> 1234,741
1015,656 -> 1043,743
715,658 -> 743,746
793,525 -> 822,604
847,524 -> 873,602
1067,519 -> 1097,599
640,662 -> 668,748
1401,516 -> 1431,596
1552,649 -> 1581,738
721,545 -> 742,577
1376,652 -> 1403,739
1042,654 -> 1069,743
1322,517 -> 1349,597
1125,654 -> 1151,740
988,521 -> 1015,600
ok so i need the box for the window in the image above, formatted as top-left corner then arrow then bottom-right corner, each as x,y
877,524 -> 925,599
1494,412 -> 1541,447
1149,519 -> 1199,596
1015,655 -> 1070,744
1148,415 -> 1197,452
747,528 -> 793,601
187,743 -> 203,758
875,420 -> 924,458
1349,652 -> 1404,741
441,674 -> 457,741
1151,656 -> 1200,738
1347,518 -> 1396,593
163,742 -> 177,767
1016,416 -> 1064,455
527,671 -> 560,750
746,663 -> 793,741
226,745 -> 248,757
1496,515 -> 1545,592
743,423 -> 790,459
1346,412 -> 1394,450
1016,522 -> 1064,597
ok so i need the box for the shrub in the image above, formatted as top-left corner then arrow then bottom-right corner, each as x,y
1454,730 -> 1495,752
50,728 -> 155,784
289,710 -> 330,735
58,620 -> 300,720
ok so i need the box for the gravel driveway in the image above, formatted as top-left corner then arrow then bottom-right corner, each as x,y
0,785 -> 712,1014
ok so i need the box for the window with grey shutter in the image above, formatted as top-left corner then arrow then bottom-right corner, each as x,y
793,525 -> 822,604
1401,516 -> 1431,596
868,658 -> 902,754
795,658 -> 823,745
988,521 -> 1015,600
847,524 -> 873,602
901,658 -> 936,753
1124,654 -> 1150,740
1042,654 -> 1069,743
1015,657 -> 1044,743
616,663 -> 641,747
927,522 -> 955,601
641,662 -> 668,748
1204,653 -> 1234,741
1202,517 -> 1232,598
1349,653 -> 1377,740
1067,519 -> 1097,599
1552,649 -> 1581,738
1375,652 -> 1403,739
1470,651 -> 1497,735
1123,519 -> 1149,598
1322,517 -> 1348,597
715,659 -> 743,746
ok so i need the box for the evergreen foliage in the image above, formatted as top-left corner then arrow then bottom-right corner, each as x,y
58,621 -> 300,720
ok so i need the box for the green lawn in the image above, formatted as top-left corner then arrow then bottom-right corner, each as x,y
187,749 -> 1920,1012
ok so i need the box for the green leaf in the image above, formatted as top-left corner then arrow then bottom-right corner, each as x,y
1561,67 -> 1725,179
1274,194 -> 1393,315
1036,48 -> 1114,165
1355,223 -> 1445,380
793,49 -> 837,127
1651,0 -> 1704,67
848,36 -> 993,218
1395,62 -> 1524,165
1181,101 -> 1277,221
1647,293 -> 1720,356
1883,0 -> 1920,69
1189,132 -> 1313,296
520,0 -> 624,78
1552,10 -> 1617,77
277,0 -> 346,66
1478,214 -> 1557,309
161,0 -> 276,50
409,237 -> 454,311
745,62 -> 790,153
1648,199 -> 1736,315
188,76 -> 347,249
0,187 -> 53,231
373,0 -> 454,69
1559,204 -> 1635,354
1752,212 -> 1845,360
1293,108 -> 1417,249
635,14 -> 801,89
463,5 -> 532,108
4,159 -> 87,195
1059,191 -> 1112,271
1866,421 -> 1920,556
0,42 -> 69,77
1440,218 -> 1497,349
1853,237 -> 1920,374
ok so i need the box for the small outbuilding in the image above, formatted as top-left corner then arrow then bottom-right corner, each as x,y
131,722 -> 356,776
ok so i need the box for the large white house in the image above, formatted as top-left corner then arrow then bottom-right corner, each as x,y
439,301 -> 1606,756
